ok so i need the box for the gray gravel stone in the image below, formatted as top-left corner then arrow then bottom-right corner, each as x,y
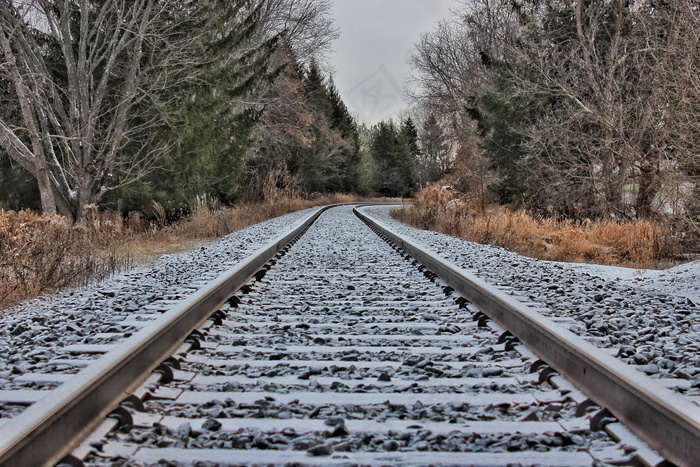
365,205 -> 700,389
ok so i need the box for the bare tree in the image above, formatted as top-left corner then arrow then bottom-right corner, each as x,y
0,0 -> 189,219
414,112 -> 450,183
406,0 -> 520,115
245,0 -> 341,198
405,0 -> 520,201
259,0 -> 338,66
243,43 -> 314,199
514,0 -> 700,220
407,0 -> 700,227
651,0 -> 700,230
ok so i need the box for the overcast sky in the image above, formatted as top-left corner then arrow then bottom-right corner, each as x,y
329,0 -> 459,125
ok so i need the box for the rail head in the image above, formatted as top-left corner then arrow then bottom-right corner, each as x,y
355,205 -> 700,467
0,205 -> 340,467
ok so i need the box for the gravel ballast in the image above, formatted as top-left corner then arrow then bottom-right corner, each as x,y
86,205 -> 617,466
365,205 -> 700,390
0,208 -> 317,394
2,203 -> 698,402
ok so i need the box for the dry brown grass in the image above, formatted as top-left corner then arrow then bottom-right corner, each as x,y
0,209 -> 133,309
0,193 -> 370,310
158,193 -> 363,241
393,185 -> 673,268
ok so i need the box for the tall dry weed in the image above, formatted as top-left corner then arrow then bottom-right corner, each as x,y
393,185 -> 673,268
0,210 -> 132,309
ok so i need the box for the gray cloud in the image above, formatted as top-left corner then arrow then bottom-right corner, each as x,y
330,0 -> 458,124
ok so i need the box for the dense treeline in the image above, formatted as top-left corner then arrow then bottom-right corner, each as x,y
407,0 -> 700,235
0,0 -> 419,221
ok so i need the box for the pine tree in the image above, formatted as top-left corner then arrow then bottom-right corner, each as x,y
304,61 -> 334,119
327,79 -> 360,192
417,113 -> 451,184
242,41 -> 308,201
401,117 -> 421,160
0,69 -> 40,209
328,80 -> 357,141
115,0 -> 280,212
278,61 -> 360,195
467,69 -> 533,206
370,121 -> 416,197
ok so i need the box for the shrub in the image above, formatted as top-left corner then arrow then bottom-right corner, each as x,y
393,185 -> 675,268
0,210 -> 131,309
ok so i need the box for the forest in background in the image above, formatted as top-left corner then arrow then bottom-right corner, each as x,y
0,0 -> 423,222
405,0 -> 700,248
1,0 -> 699,254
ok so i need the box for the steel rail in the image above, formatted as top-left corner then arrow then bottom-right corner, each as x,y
0,205 -> 333,467
355,206 -> 700,467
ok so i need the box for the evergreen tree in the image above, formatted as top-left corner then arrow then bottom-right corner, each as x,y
304,61 -> 334,119
114,0 -> 280,213
271,60 -> 360,195
467,69 -> 534,206
328,79 -> 357,141
473,0 -> 700,220
370,121 -> 416,197
244,50 -> 362,199
0,156 -> 41,211
243,41 -> 308,200
0,70 -> 40,210
417,113 -> 451,184
401,117 -> 421,160
327,79 -> 361,192
354,122 -> 379,196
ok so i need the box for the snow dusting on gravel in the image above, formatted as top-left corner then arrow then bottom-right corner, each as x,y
0,208 -> 317,389
365,205 -> 700,389
573,260 -> 700,304
2,203 -> 699,395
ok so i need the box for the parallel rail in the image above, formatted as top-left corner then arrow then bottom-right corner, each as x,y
355,205 -> 700,467
0,203 -> 696,465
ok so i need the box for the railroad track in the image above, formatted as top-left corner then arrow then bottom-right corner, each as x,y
0,204 -> 698,466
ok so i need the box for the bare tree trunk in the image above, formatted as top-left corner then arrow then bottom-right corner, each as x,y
0,0 -> 175,219
635,149 -> 661,219
0,22 -> 57,213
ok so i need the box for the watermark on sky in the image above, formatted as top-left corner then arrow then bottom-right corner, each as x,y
346,65 -> 404,124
